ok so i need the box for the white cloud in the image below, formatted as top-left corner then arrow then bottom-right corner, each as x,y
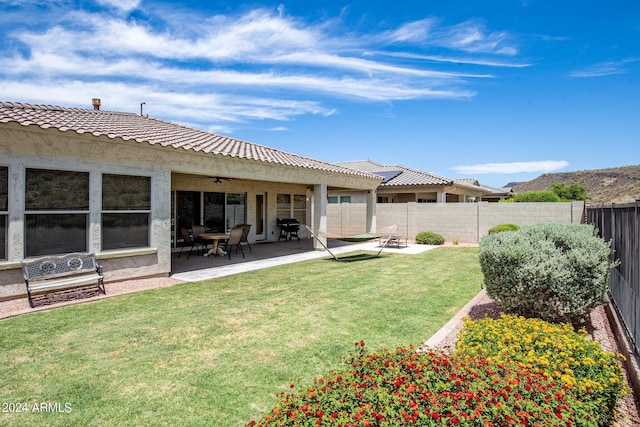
451,160 -> 569,175
0,4 -> 521,129
95,0 -> 141,13
569,58 -> 638,78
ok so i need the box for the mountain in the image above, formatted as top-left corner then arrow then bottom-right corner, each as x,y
510,165 -> 640,205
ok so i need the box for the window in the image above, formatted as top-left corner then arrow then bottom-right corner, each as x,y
328,196 -> 338,204
293,194 -> 306,224
226,193 -> 246,229
102,174 -> 150,250
25,168 -> 89,257
0,166 -> 7,260
277,194 -> 291,220
377,196 -> 389,203
340,196 -> 351,204
277,193 -> 307,224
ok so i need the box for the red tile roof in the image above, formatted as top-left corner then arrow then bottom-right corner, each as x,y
0,101 -> 377,179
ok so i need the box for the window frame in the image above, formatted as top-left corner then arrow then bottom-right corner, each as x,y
0,166 -> 8,260
24,168 -> 90,257
277,193 -> 307,224
101,173 -> 152,251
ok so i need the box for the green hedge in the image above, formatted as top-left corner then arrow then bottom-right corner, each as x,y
415,231 -> 444,245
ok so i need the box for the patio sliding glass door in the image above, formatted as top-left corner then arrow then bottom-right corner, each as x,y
173,190 -> 246,247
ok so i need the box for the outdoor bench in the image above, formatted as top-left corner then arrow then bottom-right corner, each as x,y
21,252 -> 105,308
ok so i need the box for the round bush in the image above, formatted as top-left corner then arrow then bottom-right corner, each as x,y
487,223 -> 520,234
479,222 -> 617,324
415,231 -> 444,245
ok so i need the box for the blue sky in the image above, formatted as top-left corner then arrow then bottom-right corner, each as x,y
1,0 -> 638,188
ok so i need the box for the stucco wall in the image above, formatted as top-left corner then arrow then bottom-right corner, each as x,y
0,124 -> 380,300
0,127 -> 174,299
328,201 -> 585,243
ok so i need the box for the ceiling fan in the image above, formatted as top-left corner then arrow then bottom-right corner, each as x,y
207,176 -> 233,184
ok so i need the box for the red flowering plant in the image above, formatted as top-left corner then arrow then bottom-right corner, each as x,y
249,341 -> 596,426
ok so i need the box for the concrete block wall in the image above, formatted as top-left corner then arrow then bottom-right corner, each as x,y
327,201 -> 585,243
327,204 -> 367,237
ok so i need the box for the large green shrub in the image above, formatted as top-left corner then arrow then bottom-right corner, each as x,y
487,223 -> 519,234
415,231 -> 444,245
510,190 -> 562,202
551,182 -> 588,201
479,222 -> 616,324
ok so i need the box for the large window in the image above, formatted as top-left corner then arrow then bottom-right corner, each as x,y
0,166 -> 7,260
277,193 -> 306,224
226,193 -> 246,229
25,168 -> 89,257
102,174 -> 150,250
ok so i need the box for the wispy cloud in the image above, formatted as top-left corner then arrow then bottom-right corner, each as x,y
570,58 -> 638,78
382,18 -> 518,56
0,3 -> 522,131
451,160 -> 569,175
365,51 -> 530,69
95,0 -> 141,13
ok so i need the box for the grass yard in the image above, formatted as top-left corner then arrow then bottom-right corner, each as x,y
0,247 -> 482,427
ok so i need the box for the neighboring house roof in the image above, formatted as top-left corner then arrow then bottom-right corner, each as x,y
477,184 -> 514,197
0,101 -> 377,179
336,160 -> 455,187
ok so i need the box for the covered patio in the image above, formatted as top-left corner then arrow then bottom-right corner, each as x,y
170,237 -> 361,278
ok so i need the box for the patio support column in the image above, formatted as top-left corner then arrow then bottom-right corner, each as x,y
366,188 -> 377,233
313,183 -> 327,250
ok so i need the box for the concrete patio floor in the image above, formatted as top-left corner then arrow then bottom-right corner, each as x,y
170,237 -> 436,282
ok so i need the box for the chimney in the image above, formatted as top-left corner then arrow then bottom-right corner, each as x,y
92,98 -> 101,110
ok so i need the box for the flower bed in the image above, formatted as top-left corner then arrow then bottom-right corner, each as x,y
250,316 -> 628,426
456,314 -> 628,426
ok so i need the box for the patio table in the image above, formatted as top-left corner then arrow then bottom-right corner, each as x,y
197,233 -> 230,257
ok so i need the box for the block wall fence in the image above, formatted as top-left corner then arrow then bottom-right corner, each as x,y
327,201 -> 585,244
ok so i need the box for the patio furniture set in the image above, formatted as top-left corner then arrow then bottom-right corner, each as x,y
179,224 -> 252,260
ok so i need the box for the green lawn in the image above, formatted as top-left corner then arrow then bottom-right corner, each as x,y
0,247 -> 482,427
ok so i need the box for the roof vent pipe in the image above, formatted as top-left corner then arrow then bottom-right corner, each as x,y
92,98 -> 101,110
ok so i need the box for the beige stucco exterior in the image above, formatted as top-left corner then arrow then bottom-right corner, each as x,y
0,123 -> 380,300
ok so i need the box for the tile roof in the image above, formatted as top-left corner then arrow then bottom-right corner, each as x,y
335,160 -> 455,186
0,101 -> 378,179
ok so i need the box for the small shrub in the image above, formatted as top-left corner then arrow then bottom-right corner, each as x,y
479,222 -> 617,324
415,231 -> 444,245
487,223 -> 520,234
250,342 -> 593,426
456,315 -> 628,427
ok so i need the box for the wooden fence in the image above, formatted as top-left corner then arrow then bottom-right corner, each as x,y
587,202 -> 640,361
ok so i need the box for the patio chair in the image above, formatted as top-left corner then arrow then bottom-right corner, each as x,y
238,224 -> 252,253
178,227 -> 206,259
191,224 -> 209,252
222,226 -> 245,260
